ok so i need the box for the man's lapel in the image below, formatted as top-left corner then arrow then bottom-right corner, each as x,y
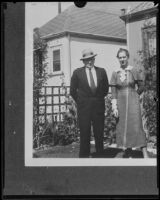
95,66 -> 101,89
81,66 -> 101,93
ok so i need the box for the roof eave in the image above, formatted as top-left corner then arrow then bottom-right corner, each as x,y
120,6 -> 158,23
41,31 -> 67,40
41,31 -> 126,43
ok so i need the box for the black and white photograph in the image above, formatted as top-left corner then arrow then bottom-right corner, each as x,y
25,2 -> 157,166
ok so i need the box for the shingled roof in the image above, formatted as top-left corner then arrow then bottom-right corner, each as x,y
84,1 -> 143,15
120,1 -> 157,22
39,5 -> 127,40
128,2 -> 155,14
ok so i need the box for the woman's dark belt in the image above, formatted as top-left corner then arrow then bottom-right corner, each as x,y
117,85 -> 135,90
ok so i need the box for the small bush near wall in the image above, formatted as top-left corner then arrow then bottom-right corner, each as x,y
33,95 -> 79,149
141,90 -> 157,148
104,95 -> 117,144
53,96 -> 79,145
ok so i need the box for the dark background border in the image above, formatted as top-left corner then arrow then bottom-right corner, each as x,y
3,2 -> 158,196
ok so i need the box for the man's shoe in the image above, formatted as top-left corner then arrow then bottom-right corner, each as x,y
123,148 -> 132,158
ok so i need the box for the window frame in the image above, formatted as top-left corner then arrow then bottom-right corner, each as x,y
50,45 -> 63,75
142,25 -> 156,58
53,49 -> 61,72
141,25 -> 157,88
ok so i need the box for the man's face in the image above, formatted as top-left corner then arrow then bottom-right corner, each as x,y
118,51 -> 128,67
83,57 -> 95,68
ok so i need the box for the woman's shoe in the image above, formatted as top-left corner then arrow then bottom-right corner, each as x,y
123,148 -> 132,158
143,152 -> 150,158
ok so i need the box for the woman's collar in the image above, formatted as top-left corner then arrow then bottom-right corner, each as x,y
115,65 -> 133,72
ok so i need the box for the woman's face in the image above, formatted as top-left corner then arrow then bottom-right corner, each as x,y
118,51 -> 128,68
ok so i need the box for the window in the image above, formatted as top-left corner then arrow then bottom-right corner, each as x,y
53,49 -> 61,72
142,26 -> 156,57
142,25 -> 157,89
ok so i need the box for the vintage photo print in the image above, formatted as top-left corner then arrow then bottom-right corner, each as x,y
25,2 -> 157,166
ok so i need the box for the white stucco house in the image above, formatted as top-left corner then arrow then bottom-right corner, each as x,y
37,2 -> 154,86
38,2 -> 137,86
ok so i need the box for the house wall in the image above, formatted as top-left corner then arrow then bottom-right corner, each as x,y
45,36 -> 126,87
70,37 -> 126,83
127,16 -> 156,68
45,36 -> 71,86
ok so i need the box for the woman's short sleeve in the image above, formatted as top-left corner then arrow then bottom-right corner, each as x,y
131,67 -> 145,95
110,71 -> 117,85
131,67 -> 143,81
110,71 -> 118,99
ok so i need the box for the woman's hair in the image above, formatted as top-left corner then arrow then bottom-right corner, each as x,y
117,48 -> 130,58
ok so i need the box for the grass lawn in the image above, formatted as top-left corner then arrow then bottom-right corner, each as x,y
33,142 -> 156,158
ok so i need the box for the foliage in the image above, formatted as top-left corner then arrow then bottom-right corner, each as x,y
33,118 -> 56,149
133,18 -> 157,148
37,96 -> 79,147
137,50 -> 156,90
141,90 -> 157,138
33,28 -> 48,88
104,95 -> 117,144
33,82 -> 79,148
136,49 -> 157,147
52,90 -> 79,146
33,28 -> 49,148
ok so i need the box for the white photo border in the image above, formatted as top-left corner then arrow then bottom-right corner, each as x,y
25,2 -> 157,167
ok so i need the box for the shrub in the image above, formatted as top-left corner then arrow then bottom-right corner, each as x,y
52,95 -> 79,146
136,49 -> 157,148
33,95 -> 79,148
104,95 -> 117,144
33,117 -> 57,149
33,28 -> 49,148
140,90 -> 157,148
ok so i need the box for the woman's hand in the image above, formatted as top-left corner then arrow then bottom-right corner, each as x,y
113,108 -> 118,118
111,99 -> 118,117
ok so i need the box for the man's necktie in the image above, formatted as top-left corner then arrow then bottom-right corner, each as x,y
88,68 -> 96,94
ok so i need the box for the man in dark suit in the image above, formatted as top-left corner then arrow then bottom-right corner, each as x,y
70,49 -> 109,158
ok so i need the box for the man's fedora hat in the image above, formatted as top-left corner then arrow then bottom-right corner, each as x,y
80,49 -> 97,60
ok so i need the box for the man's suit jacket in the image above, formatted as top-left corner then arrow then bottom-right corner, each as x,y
70,66 -> 109,114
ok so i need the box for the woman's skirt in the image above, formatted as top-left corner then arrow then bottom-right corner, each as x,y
116,87 -> 147,148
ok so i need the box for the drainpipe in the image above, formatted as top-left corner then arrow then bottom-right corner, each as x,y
121,8 -> 130,50
126,18 -> 130,51
58,2 -> 61,14
67,33 -> 71,84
